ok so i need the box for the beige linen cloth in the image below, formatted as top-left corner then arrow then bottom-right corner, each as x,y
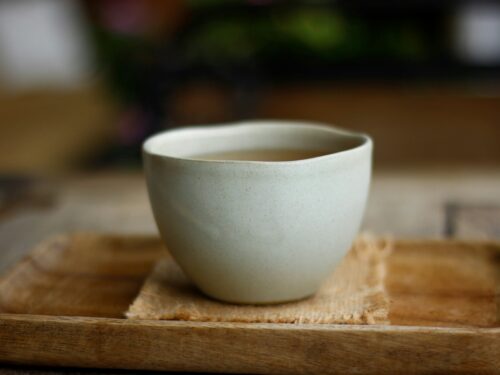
127,236 -> 392,324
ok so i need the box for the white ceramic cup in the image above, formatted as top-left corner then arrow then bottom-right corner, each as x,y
143,121 -> 372,304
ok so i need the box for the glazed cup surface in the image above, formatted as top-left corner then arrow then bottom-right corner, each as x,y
143,120 -> 372,304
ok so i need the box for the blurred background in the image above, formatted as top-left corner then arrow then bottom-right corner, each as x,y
1,0 -> 500,173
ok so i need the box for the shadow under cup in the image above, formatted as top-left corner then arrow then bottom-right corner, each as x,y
143,121 -> 372,304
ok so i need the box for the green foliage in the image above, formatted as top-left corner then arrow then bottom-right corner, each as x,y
278,9 -> 346,52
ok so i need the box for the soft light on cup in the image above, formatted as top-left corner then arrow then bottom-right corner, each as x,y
143,120 -> 372,304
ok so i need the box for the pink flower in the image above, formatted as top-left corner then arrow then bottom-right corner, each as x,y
98,0 -> 148,35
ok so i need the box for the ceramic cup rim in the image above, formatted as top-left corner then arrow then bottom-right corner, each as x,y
142,120 -> 372,166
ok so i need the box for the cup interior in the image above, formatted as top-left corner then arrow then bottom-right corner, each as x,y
143,121 -> 369,162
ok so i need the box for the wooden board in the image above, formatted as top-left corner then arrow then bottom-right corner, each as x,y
0,234 -> 499,374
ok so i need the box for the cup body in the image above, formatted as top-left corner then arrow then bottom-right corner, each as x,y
143,121 -> 372,304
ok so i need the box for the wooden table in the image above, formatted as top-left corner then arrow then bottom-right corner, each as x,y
0,169 -> 499,373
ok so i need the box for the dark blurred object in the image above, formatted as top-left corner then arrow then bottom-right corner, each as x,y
0,176 -> 55,220
83,0 -> 500,166
445,203 -> 500,238
82,0 -> 188,164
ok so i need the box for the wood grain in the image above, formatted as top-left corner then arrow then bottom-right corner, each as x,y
387,240 -> 500,328
0,234 -> 499,373
0,234 -> 498,327
0,314 -> 499,375
0,234 -> 163,318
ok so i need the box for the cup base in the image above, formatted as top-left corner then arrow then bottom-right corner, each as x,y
199,288 -> 316,305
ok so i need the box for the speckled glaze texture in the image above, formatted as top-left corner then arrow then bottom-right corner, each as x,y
143,121 -> 372,304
